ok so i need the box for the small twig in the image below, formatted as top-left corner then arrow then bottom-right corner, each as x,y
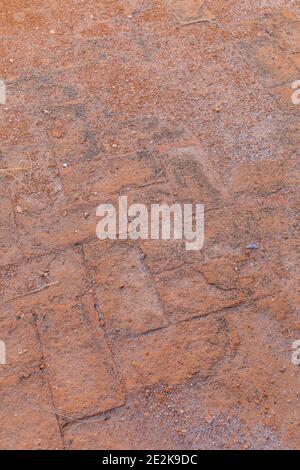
46,247 -> 63,255
0,282 -> 59,304
27,152 -> 33,183
0,163 -> 32,192
12,174 -> 31,192
180,18 -> 216,26
71,415 -> 110,429
0,167 -> 31,173
29,405 -> 82,423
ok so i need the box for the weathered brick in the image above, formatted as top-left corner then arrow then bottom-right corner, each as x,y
275,119 -> 300,152
0,3 -> 51,38
153,264 -> 245,323
157,139 -> 230,207
36,297 -> 124,418
139,238 -> 204,275
18,201 -> 99,259
61,155 -> 156,205
165,0 -> 215,24
272,16 -> 300,54
84,240 -> 167,335
0,307 -> 42,378
0,375 -> 62,450
238,36 -> 298,87
113,315 -> 228,391
228,160 -> 297,196
65,395 -> 181,450
0,36 -> 79,80
219,306 -> 300,446
0,248 -> 124,418
204,195 -> 296,252
7,68 -> 86,109
0,247 -> 87,306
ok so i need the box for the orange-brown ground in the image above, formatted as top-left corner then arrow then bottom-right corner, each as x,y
0,0 -> 299,450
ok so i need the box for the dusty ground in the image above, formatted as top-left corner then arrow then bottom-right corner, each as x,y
0,0 -> 299,450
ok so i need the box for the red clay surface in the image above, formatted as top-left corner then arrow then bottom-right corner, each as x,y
0,0 -> 299,450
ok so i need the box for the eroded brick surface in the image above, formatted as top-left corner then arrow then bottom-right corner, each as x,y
84,240 -> 167,336
0,0 -> 299,450
113,315 -> 229,391
0,248 -> 124,421
0,376 -> 63,450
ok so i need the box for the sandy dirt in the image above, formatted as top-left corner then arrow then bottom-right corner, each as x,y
0,0 -> 299,450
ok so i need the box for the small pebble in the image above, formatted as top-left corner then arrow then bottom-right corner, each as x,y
246,243 -> 258,250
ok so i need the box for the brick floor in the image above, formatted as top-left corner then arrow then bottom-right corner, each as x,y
0,0 -> 299,449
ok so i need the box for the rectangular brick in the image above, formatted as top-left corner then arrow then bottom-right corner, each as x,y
0,247 -> 87,306
113,315 -> 228,391
0,248 -> 124,418
139,238 -> 203,275
84,240 -> 167,336
153,264 -> 245,323
165,0 -> 214,24
36,296 -> 124,418
158,139 -> 230,207
18,201 -> 99,259
65,395 -> 181,450
0,307 -> 42,378
204,196 -> 296,252
228,160 -> 298,196
0,375 -> 62,450
61,155 -> 157,205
